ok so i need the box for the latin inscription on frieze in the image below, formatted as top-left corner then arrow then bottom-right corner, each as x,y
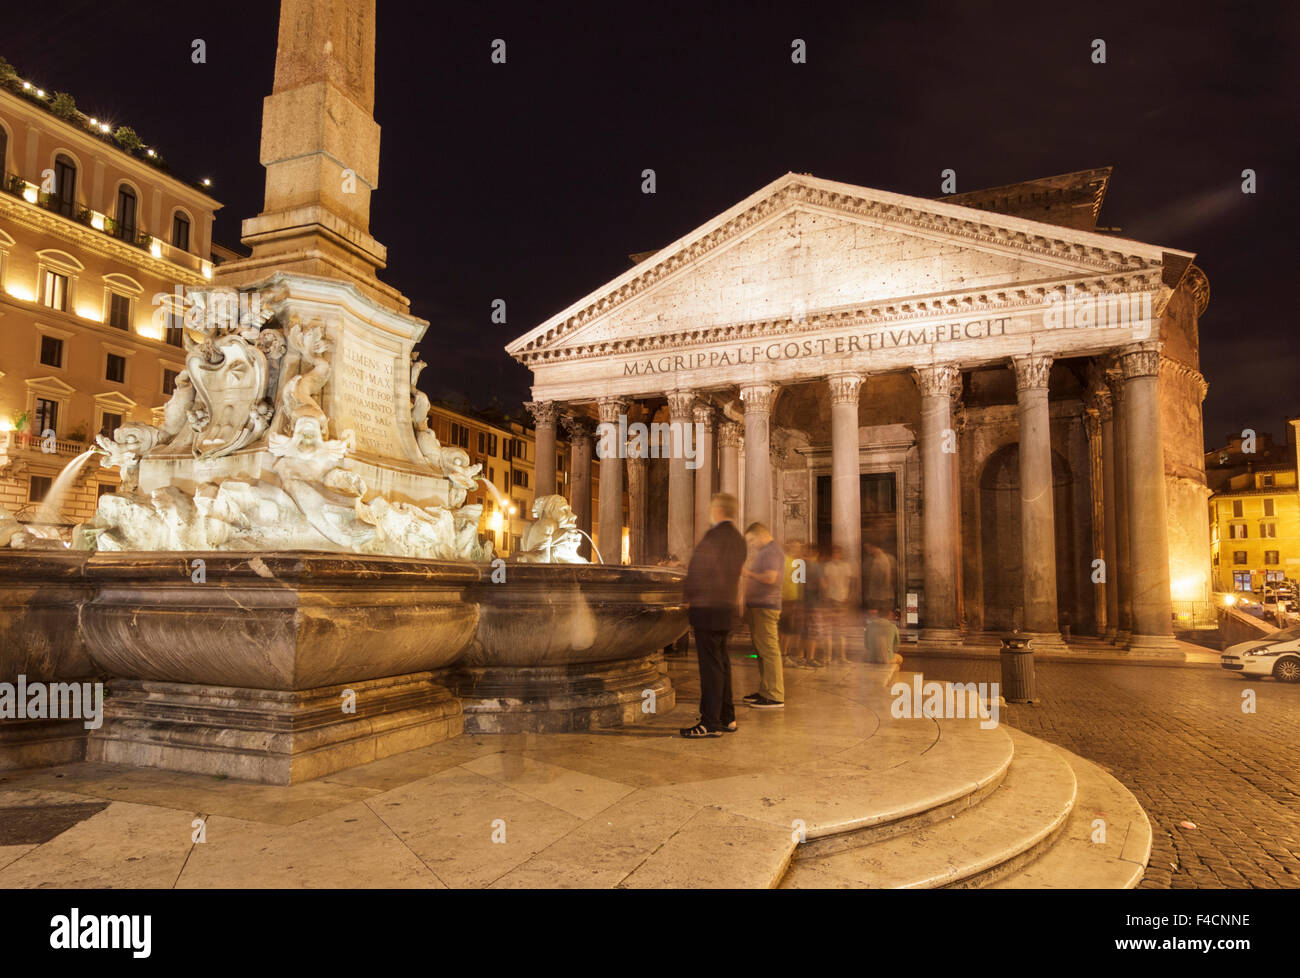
333,342 -> 404,456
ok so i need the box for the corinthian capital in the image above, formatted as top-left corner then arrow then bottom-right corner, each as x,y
692,403 -> 715,430
596,397 -> 628,424
717,421 -> 742,448
1118,341 -> 1163,381
739,383 -> 777,415
1011,354 -> 1053,392
1093,387 -> 1113,423
524,400 -> 558,428
913,364 -> 962,399
665,390 -> 695,422
561,414 -> 594,441
827,372 -> 864,406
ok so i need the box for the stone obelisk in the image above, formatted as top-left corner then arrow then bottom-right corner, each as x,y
219,0 -> 407,312
213,0 -> 442,505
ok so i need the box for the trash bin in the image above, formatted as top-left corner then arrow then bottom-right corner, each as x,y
1000,634 -> 1036,703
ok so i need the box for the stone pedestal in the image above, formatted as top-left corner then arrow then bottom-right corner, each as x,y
88,672 -> 461,785
455,656 -> 673,734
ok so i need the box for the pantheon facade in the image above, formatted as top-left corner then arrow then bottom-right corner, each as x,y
507,169 -> 1212,652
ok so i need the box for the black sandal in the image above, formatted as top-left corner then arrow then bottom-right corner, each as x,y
679,722 -> 722,738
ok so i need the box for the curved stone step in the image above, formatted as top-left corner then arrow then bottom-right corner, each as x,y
988,738 -> 1151,889
649,716 -> 1013,847
781,728 -> 1076,888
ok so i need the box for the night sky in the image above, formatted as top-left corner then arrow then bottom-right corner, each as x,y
8,0 -> 1298,449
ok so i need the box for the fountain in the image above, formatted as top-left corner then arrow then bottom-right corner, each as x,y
0,0 -> 684,782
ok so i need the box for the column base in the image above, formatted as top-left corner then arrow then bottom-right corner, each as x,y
1112,629 -> 1132,647
453,654 -> 674,734
915,628 -> 966,651
1102,626 -> 1118,643
1124,633 -> 1183,655
1020,630 -> 1069,653
87,672 -> 461,785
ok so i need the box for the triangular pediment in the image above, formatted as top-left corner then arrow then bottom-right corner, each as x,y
508,172 -> 1191,361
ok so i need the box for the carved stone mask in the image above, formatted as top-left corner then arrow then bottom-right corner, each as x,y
187,336 -> 269,458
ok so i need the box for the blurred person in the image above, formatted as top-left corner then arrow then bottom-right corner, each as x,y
780,540 -> 806,664
863,606 -> 899,664
659,554 -> 690,657
680,493 -> 747,738
800,546 -> 830,668
742,522 -> 784,709
864,542 -> 896,614
822,544 -> 855,664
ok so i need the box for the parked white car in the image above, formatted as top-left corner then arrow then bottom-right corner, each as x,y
1221,624 -> 1300,683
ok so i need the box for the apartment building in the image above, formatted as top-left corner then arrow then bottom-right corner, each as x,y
0,63 -> 221,525
1206,424 -> 1300,595
426,400 -> 580,556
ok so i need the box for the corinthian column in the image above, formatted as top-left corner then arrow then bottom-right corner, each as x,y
1095,387 -> 1121,642
596,397 -> 628,565
914,364 -> 963,643
739,383 -> 777,529
1012,355 -> 1066,650
525,400 -> 558,496
562,414 -> 594,561
666,391 -> 696,561
1105,367 -> 1134,644
1119,343 -> 1179,652
627,451 -> 647,566
693,404 -> 715,543
718,421 -> 741,499
828,373 -> 864,598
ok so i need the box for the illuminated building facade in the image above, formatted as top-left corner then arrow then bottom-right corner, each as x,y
508,169 -> 1213,651
0,72 -> 221,524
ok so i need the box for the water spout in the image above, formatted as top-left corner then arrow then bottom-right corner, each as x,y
36,448 -> 99,527
575,529 -> 604,564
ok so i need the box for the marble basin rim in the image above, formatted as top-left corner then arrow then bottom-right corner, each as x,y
0,551 -> 99,682
467,562 -> 687,668
79,551 -> 482,690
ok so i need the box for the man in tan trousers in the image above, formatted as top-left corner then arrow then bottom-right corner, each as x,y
742,522 -> 785,709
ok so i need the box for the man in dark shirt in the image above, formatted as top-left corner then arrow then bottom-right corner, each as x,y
681,492 -> 747,738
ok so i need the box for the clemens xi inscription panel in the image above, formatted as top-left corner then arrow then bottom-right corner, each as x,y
330,334 -> 406,458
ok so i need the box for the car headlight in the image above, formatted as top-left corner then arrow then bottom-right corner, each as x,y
1246,645 -> 1277,656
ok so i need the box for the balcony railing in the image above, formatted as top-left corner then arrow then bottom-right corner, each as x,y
0,172 -> 205,274
0,430 -> 92,457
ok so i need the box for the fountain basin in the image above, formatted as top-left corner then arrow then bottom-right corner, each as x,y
454,564 -> 685,732
466,563 -> 687,667
0,552 -> 102,769
80,552 -> 480,689
1,552 -> 686,780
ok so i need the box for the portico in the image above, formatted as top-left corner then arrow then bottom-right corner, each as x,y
507,171 -> 1212,650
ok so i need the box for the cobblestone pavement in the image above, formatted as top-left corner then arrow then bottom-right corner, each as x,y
903,652 -> 1300,889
